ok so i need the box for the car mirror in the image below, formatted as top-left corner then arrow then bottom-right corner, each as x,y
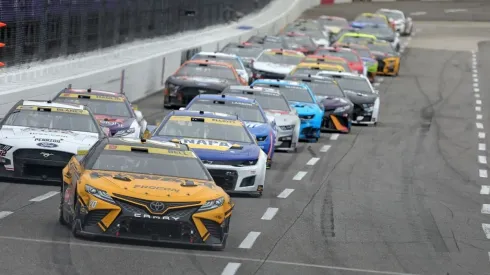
134,110 -> 144,122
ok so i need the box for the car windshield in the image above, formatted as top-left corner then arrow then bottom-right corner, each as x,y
157,116 -> 253,143
303,30 -> 326,40
355,15 -> 386,24
303,81 -> 345,97
362,27 -> 394,37
335,77 -> 373,94
256,52 -> 303,65
315,49 -> 359,62
283,36 -> 315,48
221,46 -> 263,59
253,84 -> 314,103
378,11 -> 404,20
192,54 -> 243,70
91,150 -> 210,180
365,43 -> 395,54
224,91 -> 291,111
4,108 -> 99,133
175,63 -> 236,81
54,97 -> 132,117
339,35 -> 375,45
353,48 -> 371,58
187,99 -> 266,123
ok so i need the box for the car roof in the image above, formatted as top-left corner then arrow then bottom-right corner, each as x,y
193,94 -> 257,103
105,137 -> 189,150
195,52 -> 239,59
305,55 -> 348,62
263,48 -> 305,56
21,100 -> 85,110
170,110 -> 240,120
227,85 -> 281,95
296,62 -> 344,69
288,74 -> 334,81
317,70 -> 368,79
342,32 -> 377,38
183,59 -> 235,68
253,79 -> 309,88
62,88 -> 121,97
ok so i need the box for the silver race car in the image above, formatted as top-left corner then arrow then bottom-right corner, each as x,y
251,49 -> 305,80
376,9 -> 413,36
222,85 -> 301,152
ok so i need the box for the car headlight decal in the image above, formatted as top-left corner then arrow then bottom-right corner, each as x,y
300,115 -> 314,120
256,135 -> 267,142
198,197 -> 225,212
362,103 -> 374,112
85,184 -> 115,204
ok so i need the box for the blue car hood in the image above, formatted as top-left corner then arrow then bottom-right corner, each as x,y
244,121 -> 270,136
151,136 -> 260,161
289,101 -> 321,115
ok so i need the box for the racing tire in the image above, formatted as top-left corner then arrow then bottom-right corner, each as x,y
71,200 -> 82,238
250,192 -> 262,198
396,44 -> 400,52
58,182 -> 69,226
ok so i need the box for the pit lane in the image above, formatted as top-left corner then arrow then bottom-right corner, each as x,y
0,1 -> 490,275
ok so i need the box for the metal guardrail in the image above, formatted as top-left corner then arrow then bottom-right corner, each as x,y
0,0 -> 271,67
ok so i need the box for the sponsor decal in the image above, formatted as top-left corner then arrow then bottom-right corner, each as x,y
89,200 -> 97,209
37,142 -> 58,148
133,213 -> 180,220
40,152 -> 53,158
99,120 -> 123,127
181,139 -> 231,147
34,138 -> 61,143
244,122 -> 265,128
133,185 -> 180,193
0,145 -> 12,157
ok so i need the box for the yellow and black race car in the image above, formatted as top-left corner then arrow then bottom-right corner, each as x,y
361,40 -> 400,76
59,137 -> 234,250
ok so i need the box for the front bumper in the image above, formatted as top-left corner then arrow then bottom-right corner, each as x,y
274,127 -> 298,151
204,163 -> 263,195
322,112 -> 351,133
299,118 -> 321,140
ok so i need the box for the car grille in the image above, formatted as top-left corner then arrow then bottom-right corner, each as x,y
201,219 -> 223,239
14,149 -> 73,162
84,210 -> 110,226
240,176 -> 256,187
113,195 -> 200,215
127,220 -> 183,240
207,169 -> 238,191
13,149 -> 74,179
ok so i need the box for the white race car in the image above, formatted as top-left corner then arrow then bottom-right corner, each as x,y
251,49 -> 305,80
376,9 -> 413,36
0,100 -> 106,182
316,71 -> 380,125
223,85 -> 301,152
190,52 -> 251,84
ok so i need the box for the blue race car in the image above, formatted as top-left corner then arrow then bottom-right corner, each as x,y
183,94 -> 276,168
149,110 -> 267,197
251,79 -> 323,141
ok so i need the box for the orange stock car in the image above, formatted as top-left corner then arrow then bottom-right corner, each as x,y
163,59 -> 247,108
301,55 -> 352,73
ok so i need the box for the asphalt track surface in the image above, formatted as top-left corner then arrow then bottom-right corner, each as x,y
1,1 -> 490,275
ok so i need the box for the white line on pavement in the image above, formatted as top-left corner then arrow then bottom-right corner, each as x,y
479,155 -> 487,164
479,132 -> 486,139
473,83 -> 479,87
306,158 -> 320,166
477,114 -> 483,120
238,232 -> 261,249
0,211 -> 13,219
477,122 -> 484,129
483,224 -> 490,239
482,204 -> 490,214
261,207 -> 279,220
277,188 -> 294,198
330,134 -> 339,140
29,191 -> 59,202
479,143 -> 486,151
480,169 -> 488,178
476,100 -> 482,105
475,93 -> 480,98
476,106 -> 481,112
221,263 -> 241,275
474,88 -> 480,93
481,186 -> 490,195
293,171 -> 307,180
320,145 -> 331,152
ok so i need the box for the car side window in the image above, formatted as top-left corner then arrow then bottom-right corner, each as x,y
80,139 -> 103,167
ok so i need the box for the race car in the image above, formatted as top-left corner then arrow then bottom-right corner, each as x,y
376,9 -> 413,36
353,13 -> 395,31
52,87 -> 147,138
361,40 -> 400,76
149,111 -> 267,197
252,49 -> 305,80
246,35 -> 288,49
163,59 -> 246,108
334,32 -> 377,46
182,94 -> 276,168
317,16 -> 349,40
314,46 -> 365,75
301,55 -> 352,72
350,23 -> 400,52
222,85 -> 301,152
251,79 -> 323,141
219,43 -> 263,68
281,32 -> 318,55
286,74 -> 353,133
288,25 -> 330,48
0,100 -> 105,182
290,62 -> 345,76
59,137 -> 234,250
334,43 -> 378,82
190,52 -> 251,84
316,71 -> 380,126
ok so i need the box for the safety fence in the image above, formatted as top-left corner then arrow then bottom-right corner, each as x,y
0,0 -> 271,67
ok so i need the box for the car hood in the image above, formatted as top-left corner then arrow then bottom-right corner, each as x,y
150,136 -> 260,161
0,126 -> 99,153
243,121 -> 270,136
319,96 -> 351,108
253,62 -> 296,74
264,109 -> 299,126
342,90 -> 378,104
95,115 -> 135,132
86,171 -> 221,200
288,101 -> 321,115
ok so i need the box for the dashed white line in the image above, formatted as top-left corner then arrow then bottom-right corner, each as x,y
293,171 -> 307,180
480,186 -> 490,195
0,211 -> 13,219
476,122 -> 484,129
476,100 -> 482,105
474,88 -> 480,93
475,93 -> 480,98
479,143 -> 486,151
277,188 -> 294,198
473,83 -> 479,87
473,73 -> 478,78
482,204 -> 490,214
480,169 -> 488,178
330,134 -> 339,140
378,77 -> 384,82
221,263 -> 241,275
477,114 -> 483,120
479,132 -> 486,139
238,231 -> 261,249
29,191 -> 59,202
479,155 -> 487,164
306,157 -> 320,166
320,145 -> 331,152
374,82 -> 380,86
261,207 -> 279,220
483,224 -> 490,239
476,106 -> 482,112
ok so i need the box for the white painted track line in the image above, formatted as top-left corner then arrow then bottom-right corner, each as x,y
479,155 -> 487,164
482,204 -> 490,214
29,191 -> 59,202
476,106 -> 481,112
476,99 -> 482,105
0,211 -> 13,219
221,263 -> 241,275
261,207 -> 279,220
320,145 -> 331,152
476,122 -> 484,129
238,231 -> 261,249
480,169 -> 488,178
306,157 -> 320,166
479,132 -> 486,139
483,224 -> 490,239
479,143 -> 486,151
477,114 -> 483,120
293,171 -> 307,180
480,186 -> 490,195
277,188 -> 294,198
330,134 -> 339,140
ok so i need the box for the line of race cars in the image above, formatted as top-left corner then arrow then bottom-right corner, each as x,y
0,9 -> 412,250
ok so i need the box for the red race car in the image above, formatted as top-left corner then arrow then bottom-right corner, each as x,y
314,46 -> 364,75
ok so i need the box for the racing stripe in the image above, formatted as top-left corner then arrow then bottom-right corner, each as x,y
330,115 -> 348,132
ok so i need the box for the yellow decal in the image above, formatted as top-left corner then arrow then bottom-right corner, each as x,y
16,105 -> 89,115
180,139 -> 233,151
169,116 -> 242,126
59,93 -> 124,102
104,144 -> 196,158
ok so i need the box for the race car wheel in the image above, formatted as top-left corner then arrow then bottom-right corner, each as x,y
58,182 -> 68,226
250,192 -> 262,198
71,200 -> 82,238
